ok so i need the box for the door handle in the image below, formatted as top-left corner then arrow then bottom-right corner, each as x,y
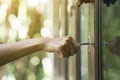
80,36 -> 120,56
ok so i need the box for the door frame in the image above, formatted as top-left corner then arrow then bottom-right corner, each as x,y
94,0 -> 103,80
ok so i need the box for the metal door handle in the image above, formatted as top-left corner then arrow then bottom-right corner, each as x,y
80,42 -> 108,46
80,36 -> 120,56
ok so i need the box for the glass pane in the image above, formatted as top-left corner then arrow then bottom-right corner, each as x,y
102,1 -> 120,80
81,3 -> 94,80
81,4 -> 89,80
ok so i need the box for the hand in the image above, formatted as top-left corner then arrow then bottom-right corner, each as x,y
43,36 -> 80,58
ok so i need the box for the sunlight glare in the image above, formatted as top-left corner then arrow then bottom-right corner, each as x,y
18,27 -> 28,39
8,14 -> 20,30
27,0 -> 39,7
44,19 -> 52,27
0,3 -> 8,22
41,27 -> 50,37
39,0 -> 48,4
42,58 -> 52,75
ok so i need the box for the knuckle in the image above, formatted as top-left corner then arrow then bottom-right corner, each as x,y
65,36 -> 72,40
67,36 -> 72,40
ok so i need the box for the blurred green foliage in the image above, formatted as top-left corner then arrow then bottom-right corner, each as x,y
102,0 -> 120,80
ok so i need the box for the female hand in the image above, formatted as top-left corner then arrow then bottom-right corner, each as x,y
43,36 -> 80,58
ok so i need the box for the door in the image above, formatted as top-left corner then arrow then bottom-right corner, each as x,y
53,0 -> 106,80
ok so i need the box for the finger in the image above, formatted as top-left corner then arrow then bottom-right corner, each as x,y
63,42 -> 71,57
61,45 -> 70,58
71,39 -> 80,53
65,36 -> 80,54
56,50 -> 63,58
67,39 -> 76,56
57,45 -> 67,58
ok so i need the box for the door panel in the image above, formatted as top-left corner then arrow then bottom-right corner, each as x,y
53,0 -> 101,80
80,3 -> 94,80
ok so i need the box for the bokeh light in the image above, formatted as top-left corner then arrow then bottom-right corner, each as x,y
39,0 -> 48,4
18,27 -> 28,39
41,27 -> 51,37
28,72 -> 36,80
0,0 -> 53,80
27,0 -> 39,7
8,14 -> 20,30
42,57 -> 52,76
0,0 -> 11,23
30,56 -> 40,66
44,19 -> 52,27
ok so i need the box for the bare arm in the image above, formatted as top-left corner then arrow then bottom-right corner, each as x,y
0,38 -> 45,66
0,36 -> 80,66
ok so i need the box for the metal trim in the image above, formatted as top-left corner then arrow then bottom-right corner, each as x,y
94,0 -> 103,80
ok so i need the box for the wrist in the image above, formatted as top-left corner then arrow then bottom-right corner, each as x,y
41,37 -> 56,52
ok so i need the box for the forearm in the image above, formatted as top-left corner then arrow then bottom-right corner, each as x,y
0,38 -> 45,66
0,36 -> 80,66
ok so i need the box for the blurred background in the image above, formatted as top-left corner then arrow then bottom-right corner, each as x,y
0,0 -> 54,80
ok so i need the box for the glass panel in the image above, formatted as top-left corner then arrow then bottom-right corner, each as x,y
102,0 -> 120,80
80,3 -> 94,80
80,4 -> 89,80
